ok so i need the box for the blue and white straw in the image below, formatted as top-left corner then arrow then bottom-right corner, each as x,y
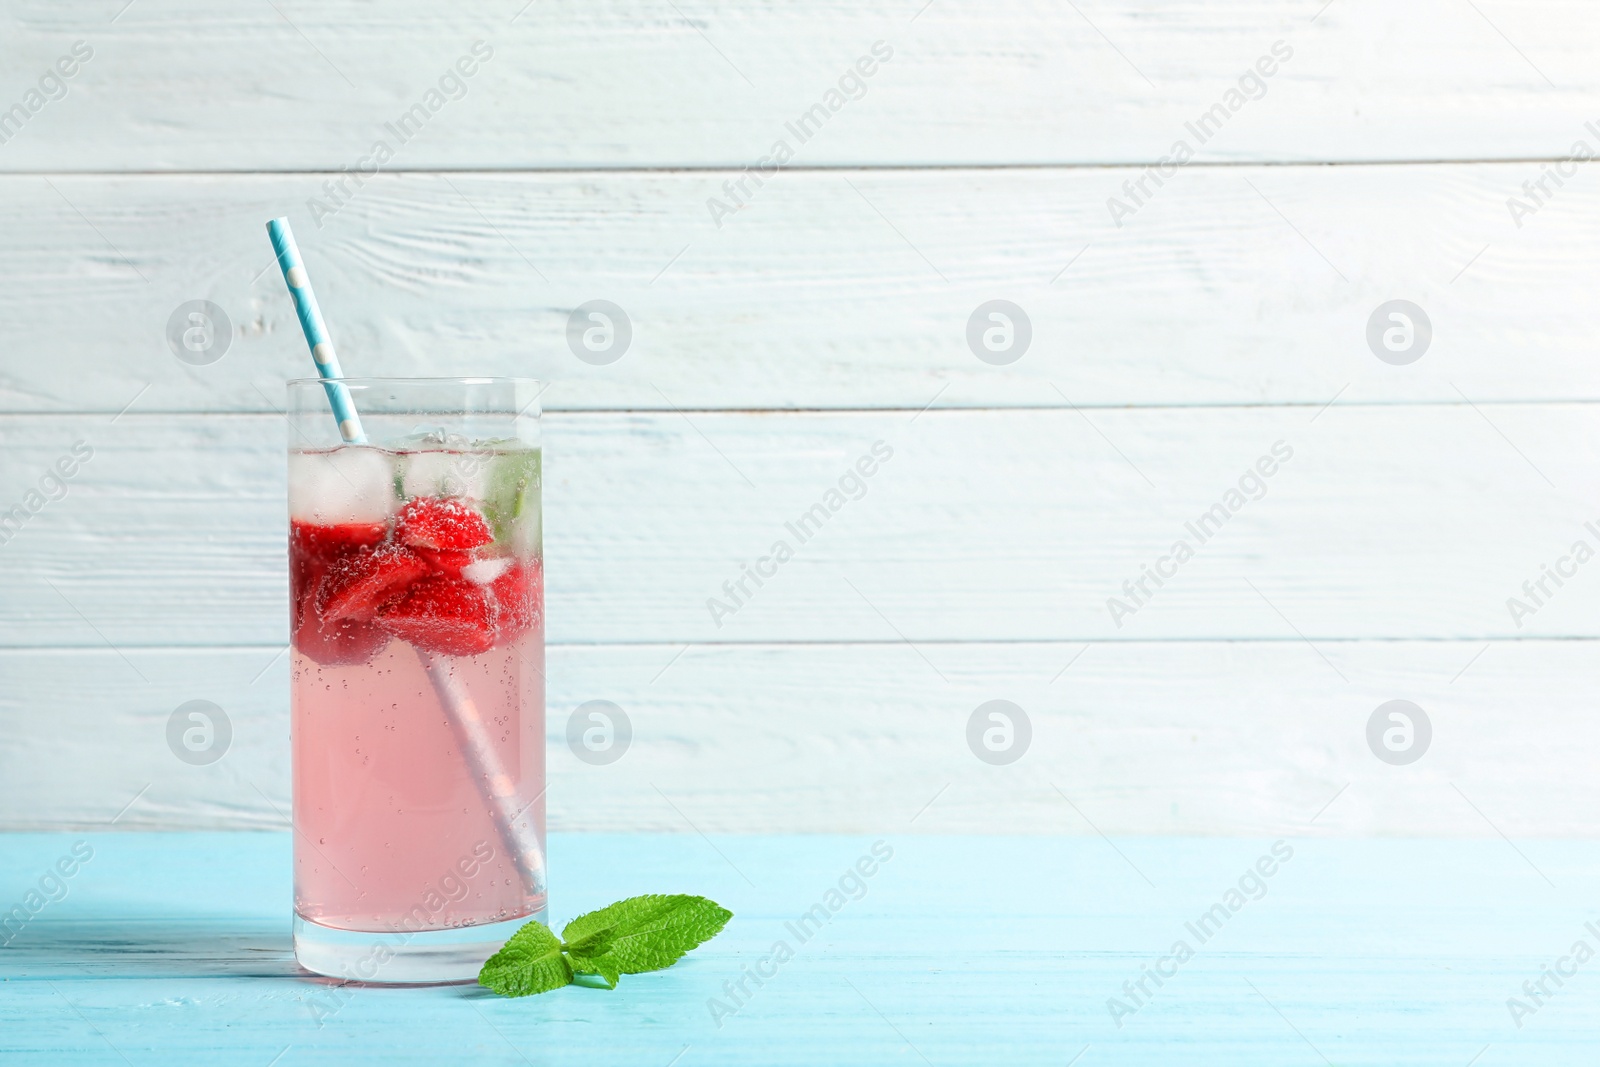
265,217 -> 366,444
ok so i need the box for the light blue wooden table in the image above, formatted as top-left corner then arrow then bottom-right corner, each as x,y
2,832 -> 1596,1065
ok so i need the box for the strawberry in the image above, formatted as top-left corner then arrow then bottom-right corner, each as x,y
290,519 -> 387,571
293,611 -> 390,667
489,559 -> 542,644
317,544 -> 430,622
414,547 -> 476,577
395,497 -> 493,552
289,520 -> 386,634
376,574 -> 497,657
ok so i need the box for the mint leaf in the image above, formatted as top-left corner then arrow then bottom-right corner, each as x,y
482,448 -> 541,548
477,894 -> 732,998
567,951 -> 621,989
477,919 -> 573,997
561,894 -> 733,975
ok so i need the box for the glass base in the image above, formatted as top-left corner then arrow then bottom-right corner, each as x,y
293,911 -> 545,983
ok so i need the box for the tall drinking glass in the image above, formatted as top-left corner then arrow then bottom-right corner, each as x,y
286,378 -> 545,982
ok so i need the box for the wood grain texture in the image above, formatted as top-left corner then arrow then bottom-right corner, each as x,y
1,639 -> 1592,835
2,832 -> 1596,1065
2,0 -> 1597,171
0,407 -> 1592,647
0,165 -> 1596,413
4,2 -> 1596,838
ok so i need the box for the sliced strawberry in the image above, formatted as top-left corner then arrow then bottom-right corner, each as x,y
317,544 -> 430,623
376,574 -> 497,657
293,610 -> 391,666
395,497 -> 493,552
289,520 -> 386,633
291,519 -> 387,572
414,547 -> 476,577
489,559 -> 542,645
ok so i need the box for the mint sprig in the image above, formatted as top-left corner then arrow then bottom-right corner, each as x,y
478,920 -> 572,997
478,894 -> 732,997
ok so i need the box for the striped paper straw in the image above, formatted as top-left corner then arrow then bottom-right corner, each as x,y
265,217 -> 366,444
266,215 -> 543,899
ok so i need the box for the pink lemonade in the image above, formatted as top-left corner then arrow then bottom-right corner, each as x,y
287,431 -> 545,982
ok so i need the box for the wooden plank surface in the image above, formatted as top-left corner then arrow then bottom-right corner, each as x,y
2,832 -> 1596,1065
0,407 -> 1591,647
4,1 -> 1596,841
0,165 -> 1596,413
2,1 -> 1596,171
1,640 -> 1593,835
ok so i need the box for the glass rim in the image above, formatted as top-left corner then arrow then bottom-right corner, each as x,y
287,376 -> 543,388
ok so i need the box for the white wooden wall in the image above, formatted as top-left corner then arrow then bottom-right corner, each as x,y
2,1 -> 1597,835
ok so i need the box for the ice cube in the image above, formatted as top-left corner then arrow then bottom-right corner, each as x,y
461,557 -> 514,586
396,427 -> 458,448
289,447 -> 397,524
398,449 -> 493,501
